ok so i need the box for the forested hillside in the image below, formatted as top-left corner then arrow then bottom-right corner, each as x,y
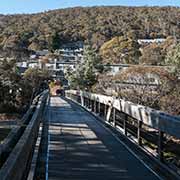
0,6 -> 179,55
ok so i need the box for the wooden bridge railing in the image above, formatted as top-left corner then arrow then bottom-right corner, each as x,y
0,90 -> 49,180
66,90 -> 180,177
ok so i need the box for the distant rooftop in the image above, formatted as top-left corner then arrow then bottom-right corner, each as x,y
138,38 -> 166,44
60,41 -> 84,49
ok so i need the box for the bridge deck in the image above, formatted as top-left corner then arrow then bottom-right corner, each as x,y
45,97 -> 160,180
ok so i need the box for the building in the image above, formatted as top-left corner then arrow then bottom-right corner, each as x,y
36,49 -> 49,56
16,46 -> 83,86
56,48 -> 83,62
138,38 -> 166,45
103,64 -> 130,76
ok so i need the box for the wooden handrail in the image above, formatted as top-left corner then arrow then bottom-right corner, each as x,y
0,90 -> 49,180
66,90 -> 180,138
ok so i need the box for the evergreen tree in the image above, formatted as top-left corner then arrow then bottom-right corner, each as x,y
48,32 -> 61,52
0,59 -> 22,112
67,45 -> 103,90
165,43 -> 180,75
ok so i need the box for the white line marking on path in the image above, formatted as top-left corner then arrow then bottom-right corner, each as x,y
46,100 -> 50,180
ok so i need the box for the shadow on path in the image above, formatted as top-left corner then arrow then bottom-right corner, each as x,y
46,96 -> 160,180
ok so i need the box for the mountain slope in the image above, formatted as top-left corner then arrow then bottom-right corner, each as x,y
0,6 -> 179,53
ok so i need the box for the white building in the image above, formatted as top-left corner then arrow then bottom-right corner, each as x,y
16,61 -> 28,68
16,43 -> 84,81
36,49 -> 49,56
103,64 -> 130,76
138,38 -> 166,46
56,48 -> 83,62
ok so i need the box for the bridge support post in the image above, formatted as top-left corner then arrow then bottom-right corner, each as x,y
104,104 -> 107,119
98,102 -> 101,115
113,108 -> 116,127
84,97 -> 87,107
91,100 -> 94,112
94,100 -> 96,113
137,121 -> 142,146
124,114 -> 128,136
81,96 -> 84,107
86,98 -> 88,108
83,97 -> 85,106
158,131 -> 164,162
89,99 -> 91,109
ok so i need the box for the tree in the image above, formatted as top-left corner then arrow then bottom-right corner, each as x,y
0,59 -> 25,112
165,43 -> 180,75
100,34 -> 141,64
111,66 -> 179,114
140,43 -> 164,65
0,58 -> 50,113
159,85 -> 180,115
48,32 -> 61,52
66,45 -> 102,90
140,37 -> 177,65
0,6 -> 179,59
23,68 -> 50,101
92,74 -> 113,95
24,68 -> 50,89
28,35 -> 47,51
2,35 -> 30,61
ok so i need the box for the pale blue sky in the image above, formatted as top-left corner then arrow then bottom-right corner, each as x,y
0,0 -> 179,14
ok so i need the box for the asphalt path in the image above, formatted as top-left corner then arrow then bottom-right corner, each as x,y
46,96 -> 161,180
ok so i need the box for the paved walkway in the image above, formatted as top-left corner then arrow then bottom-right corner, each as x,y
46,97 -> 160,180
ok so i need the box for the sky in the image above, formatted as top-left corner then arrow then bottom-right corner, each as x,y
0,0 -> 180,14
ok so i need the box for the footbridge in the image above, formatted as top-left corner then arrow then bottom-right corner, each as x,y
0,90 -> 180,180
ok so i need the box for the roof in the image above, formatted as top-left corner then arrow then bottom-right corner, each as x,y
138,38 -> 166,44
